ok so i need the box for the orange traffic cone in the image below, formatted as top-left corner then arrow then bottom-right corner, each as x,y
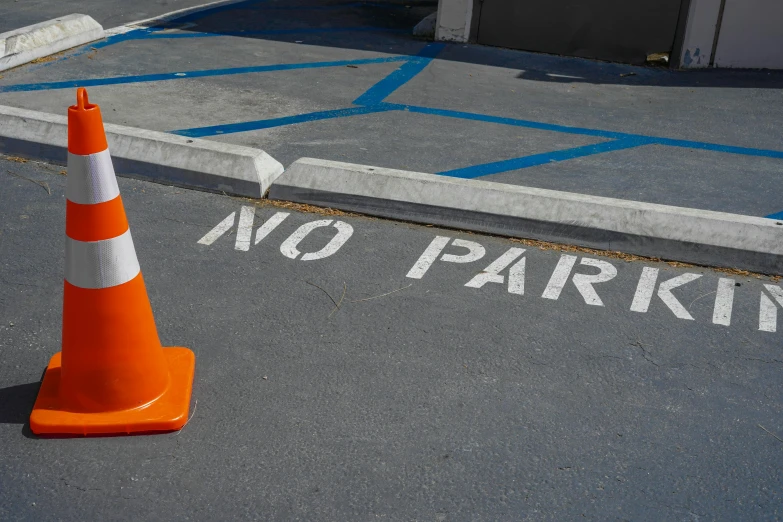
29,88 -> 195,436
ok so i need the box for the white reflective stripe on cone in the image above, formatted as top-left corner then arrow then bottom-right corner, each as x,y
65,229 -> 141,289
66,149 -> 120,205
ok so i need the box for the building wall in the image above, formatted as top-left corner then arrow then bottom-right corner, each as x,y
713,0 -> 783,68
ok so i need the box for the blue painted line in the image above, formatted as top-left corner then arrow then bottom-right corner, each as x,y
653,137 -> 783,159
436,138 -> 653,179
0,56 -> 410,93
171,105 -> 393,137
385,103 -> 645,140
139,26 -> 408,39
766,210 -> 783,220
385,103 -> 783,160
353,43 -> 445,105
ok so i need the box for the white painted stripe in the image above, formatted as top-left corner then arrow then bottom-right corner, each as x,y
235,206 -> 255,251
658,273 -> 702,320
630,267 -> 658,313
66,149 -> 120,205
198,212 -> 235,245
712,278 -> 735,326
760,285 -> 783,332
255,212 -> 289,245
572,258 -> 617,306
442,239 -> 485,264
541,255 -> 577,300
406,236 -> 450,279
65,229 -> 141,289
465,247 -> 525,290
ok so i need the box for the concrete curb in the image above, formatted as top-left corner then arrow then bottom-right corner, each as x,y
0,105 -> 284,198
0,14 -> 105,72
270,158 -> 783,275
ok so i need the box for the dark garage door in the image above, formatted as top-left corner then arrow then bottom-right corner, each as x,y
476,0 -> 685,64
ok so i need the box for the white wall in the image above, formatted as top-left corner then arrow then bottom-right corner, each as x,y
713,0 -> 783,68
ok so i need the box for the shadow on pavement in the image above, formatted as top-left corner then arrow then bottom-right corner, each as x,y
0,381 -> 40,425
153,0 -> 783,89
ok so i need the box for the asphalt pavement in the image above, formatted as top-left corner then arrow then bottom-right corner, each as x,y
2,156 -> 783,520
0,0 -> 221,34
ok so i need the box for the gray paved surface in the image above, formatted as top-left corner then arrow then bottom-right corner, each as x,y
2,157 -> 783,520
0,0 -> 219,34
0,0 -> 781,219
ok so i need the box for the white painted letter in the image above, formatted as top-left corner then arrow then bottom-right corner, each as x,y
541,255 -> 577,300
571,257 -> 617,306
465,248 -> 525,294
630,267 -> 658,313
759,284 -> 783,332
441,239 -> 485,264
406,236 -> 451,279
235,206 -> 255,251
255,212 -> 289,244
197,211 -> 236,245
712,278 -> 735,326
280,219 -> 353,261
631,268 -> 702,320
658,273 -> 702,320
406,237 -> 485,279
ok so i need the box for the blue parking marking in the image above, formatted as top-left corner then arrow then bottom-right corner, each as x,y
0,56 -> 410,93
353,43 -> 445,105
436,138 -> 654,179
1,0 -> 780,220
171,105 -> 394,138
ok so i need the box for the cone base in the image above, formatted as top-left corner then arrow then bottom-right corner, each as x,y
30,347 -> 195,436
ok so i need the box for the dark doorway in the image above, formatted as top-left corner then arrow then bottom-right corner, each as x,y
476,0 -> 685,64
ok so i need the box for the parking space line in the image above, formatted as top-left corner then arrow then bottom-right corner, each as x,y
436,137 -> 653,179
0,56 -> 410,93
353,43 -> 445,105
171,105 -> 395,137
